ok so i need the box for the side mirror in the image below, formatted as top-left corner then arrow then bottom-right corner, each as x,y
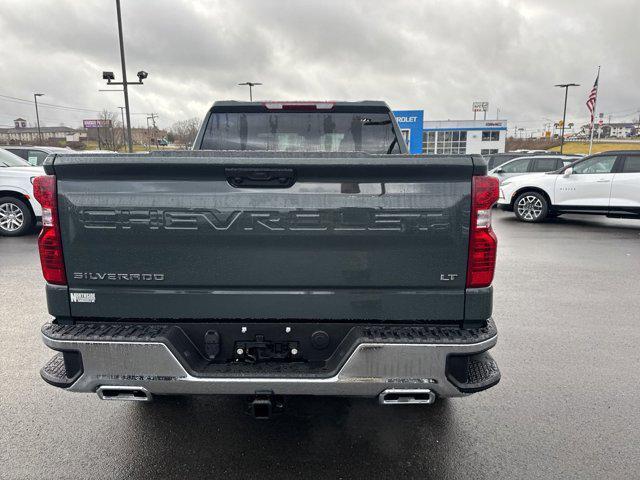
495,168 -> 504,174
563,167 -> 573,177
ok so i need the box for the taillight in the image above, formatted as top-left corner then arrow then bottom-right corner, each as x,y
466,175 -> 499,288
33,175 -> 67,285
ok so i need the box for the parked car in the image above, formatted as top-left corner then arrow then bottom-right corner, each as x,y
485,151 -> 563,170
36,101 -> 500,415
497,150 -> 640,222
0,148 -> 44,235
2,146 -> 72,166
489,155 -> 581,183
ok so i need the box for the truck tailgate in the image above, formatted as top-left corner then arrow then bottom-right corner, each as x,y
51,152 -> 474,321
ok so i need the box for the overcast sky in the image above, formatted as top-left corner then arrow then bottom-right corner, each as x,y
0,0 -> 638,132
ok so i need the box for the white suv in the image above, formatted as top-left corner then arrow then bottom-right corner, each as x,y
497,151 -> 640,222
0,149 -> 44,236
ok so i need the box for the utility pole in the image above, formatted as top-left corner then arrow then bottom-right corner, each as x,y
554,83 -> 580,154
115,0 -> 131,152
33,93 -> 44,143
146,113 -> 159,149
238,82 -> 262,101
118,107 -> 126,150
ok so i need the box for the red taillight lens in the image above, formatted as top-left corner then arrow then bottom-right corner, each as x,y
33,175 -> 67,285
466,175 -> 499,288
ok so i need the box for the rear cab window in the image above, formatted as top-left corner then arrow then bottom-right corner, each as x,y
200,104 -> 402,154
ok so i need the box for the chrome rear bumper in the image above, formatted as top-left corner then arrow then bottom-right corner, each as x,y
41,322 -> 499,399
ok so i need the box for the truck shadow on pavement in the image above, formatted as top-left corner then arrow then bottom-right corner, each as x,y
121,394 -> 459,479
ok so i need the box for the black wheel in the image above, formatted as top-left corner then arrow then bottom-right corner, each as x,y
0,196 -> 34,236
513,191 -> 549,223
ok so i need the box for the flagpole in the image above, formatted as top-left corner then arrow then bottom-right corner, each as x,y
588,66 -> 601,155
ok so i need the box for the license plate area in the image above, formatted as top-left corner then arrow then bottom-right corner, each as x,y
234,335 -> 302,363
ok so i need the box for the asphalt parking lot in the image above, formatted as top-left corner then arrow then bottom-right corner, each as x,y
1,210 -> 639,479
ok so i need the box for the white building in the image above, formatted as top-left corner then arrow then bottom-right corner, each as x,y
607,123 -> 636,138
0,118 -> 85,144
422,119 -> 507,155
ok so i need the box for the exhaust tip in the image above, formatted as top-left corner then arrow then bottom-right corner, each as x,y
378,389 -> 435,405
96,386 -> 152,402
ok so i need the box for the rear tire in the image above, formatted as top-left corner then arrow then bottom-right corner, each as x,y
513,191 -> 548,223
0,196 -> 34,236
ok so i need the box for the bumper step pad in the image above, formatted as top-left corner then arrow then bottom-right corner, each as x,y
42,319 -> 497,344
446,351 -> 501,393
361,320 -> 496,344
42,323 -> 171,342
40,352 -> 83,388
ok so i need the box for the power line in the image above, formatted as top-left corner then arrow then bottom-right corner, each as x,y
0,93 -> 113,113
0,92 -> 157,122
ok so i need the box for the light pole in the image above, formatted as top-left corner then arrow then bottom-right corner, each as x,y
101,0 -> 148,153
238,82 -> 262,101
33,93 -> 43,143
117,107 -> 127,150
554,83 -> 580,154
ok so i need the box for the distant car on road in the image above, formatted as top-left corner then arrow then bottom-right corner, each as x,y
0,148 -> 44,235
490,155 -> 581,183
497,150 -> 640,222
2,146 -> 72,166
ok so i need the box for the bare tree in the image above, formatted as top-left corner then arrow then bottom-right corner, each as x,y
97,109 -> 124,151
170,118 -> 201,149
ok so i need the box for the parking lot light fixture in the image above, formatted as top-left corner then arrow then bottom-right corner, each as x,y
554,83 -> 580,154
238,82 -> 262,101
100,0 -> 149,153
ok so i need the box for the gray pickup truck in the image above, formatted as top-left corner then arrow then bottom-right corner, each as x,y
36,101 -> 500,417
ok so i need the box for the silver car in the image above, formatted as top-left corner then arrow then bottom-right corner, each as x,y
489,155 -> 581,183
2,146 -> 72,166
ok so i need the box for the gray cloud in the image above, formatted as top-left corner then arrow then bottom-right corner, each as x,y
0,0 -> 638,132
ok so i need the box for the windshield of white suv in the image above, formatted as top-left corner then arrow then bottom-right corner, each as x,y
0,149 -> 29,167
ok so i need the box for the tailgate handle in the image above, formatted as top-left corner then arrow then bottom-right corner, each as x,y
226,168 -> 296,188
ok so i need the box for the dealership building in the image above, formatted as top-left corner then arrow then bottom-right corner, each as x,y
393,110 -> 507,155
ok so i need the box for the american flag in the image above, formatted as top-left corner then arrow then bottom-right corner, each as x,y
586,71 -> 599,124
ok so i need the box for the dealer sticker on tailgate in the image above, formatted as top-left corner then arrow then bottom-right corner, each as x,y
70,292 -> 96,303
